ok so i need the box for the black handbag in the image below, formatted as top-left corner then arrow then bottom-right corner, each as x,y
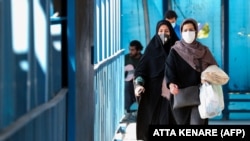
173,85 -> 200,109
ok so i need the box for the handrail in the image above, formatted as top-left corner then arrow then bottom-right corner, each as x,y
50,17 -> 67,24
94,49 -> 124,71
0,88 -> 68,141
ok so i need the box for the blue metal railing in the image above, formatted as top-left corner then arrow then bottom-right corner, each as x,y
94,50 -> 124,141
0,89 -> 67,141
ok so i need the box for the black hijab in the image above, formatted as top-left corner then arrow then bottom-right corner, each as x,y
155,20 -> 179,55
134,20 -> 179,79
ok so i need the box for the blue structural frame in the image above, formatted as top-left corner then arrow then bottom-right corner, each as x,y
0,0 -> 250,141
0,0 -> 14,128
222,0 -> 230,120
66,0 -> 76,141
0,0 -> 67,140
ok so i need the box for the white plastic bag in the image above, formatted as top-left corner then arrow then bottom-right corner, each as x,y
198,82 -> 224,119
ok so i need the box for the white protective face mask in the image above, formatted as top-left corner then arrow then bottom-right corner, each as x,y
159,34 -> 169,44
182,31 -> 196,43
171,22 -> 176,28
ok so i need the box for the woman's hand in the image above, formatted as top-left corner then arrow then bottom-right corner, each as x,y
169,83 -> 179,95
134,85 -> 145,97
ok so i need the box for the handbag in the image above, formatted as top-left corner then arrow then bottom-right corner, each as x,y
198,82 -> 224,119
173,85 -> 200,109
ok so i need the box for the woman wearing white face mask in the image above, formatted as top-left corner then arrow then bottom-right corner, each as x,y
165,18 -> 218,125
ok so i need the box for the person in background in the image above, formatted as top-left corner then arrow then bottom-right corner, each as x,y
164,10 -> 181,39
133,20 -> 179,141
165,18 -> 218,125
124,40 -> 143,118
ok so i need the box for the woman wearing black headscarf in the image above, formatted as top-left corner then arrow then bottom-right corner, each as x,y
165,18 -> 218,125
133,20 -> 179,141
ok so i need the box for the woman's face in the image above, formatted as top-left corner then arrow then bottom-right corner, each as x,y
181,22 -> 196,43
182,23 -> 195,32
158,25 -> 170,35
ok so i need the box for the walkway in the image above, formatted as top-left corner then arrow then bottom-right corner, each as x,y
114,99 -> 250,141
114,119 -> 250,141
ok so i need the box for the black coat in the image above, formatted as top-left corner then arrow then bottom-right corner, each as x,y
134,31 -> 178,140
165,47 -> 209,125
165,49 -> 201,124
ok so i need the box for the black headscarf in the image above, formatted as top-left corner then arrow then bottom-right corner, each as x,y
155,20 -> 179,55
134,19 -> 179,79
